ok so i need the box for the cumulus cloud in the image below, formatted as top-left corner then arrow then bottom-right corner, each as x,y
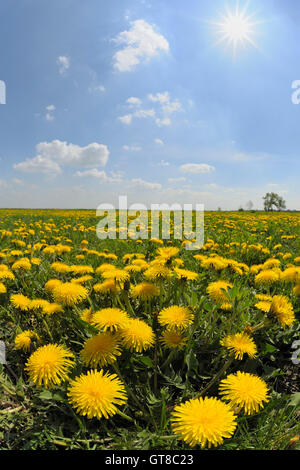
45,105 -> 55,121
14,140 -> 109,176
155,117 -> 171,127
123,145 -> 142,151
179,163 -> 215,174
154,138 -> 164,145
57,56 -> 70,75
130,178 -> 162,190
113,19 -> 169,72
127,97 -> 142,106
88,84 -> 105,93
118,114 -> 133,125
75,169 -> 122,183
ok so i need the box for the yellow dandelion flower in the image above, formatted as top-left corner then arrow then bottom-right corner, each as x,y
10,293 -> 31,311
174,268 -> 198,281
15,330 -> 39,352
0,270 -> 15,281
42,302 -> 64,315
280,267 -> 300,283
160,330 -> 187,350
44,279 -> 62,294
102,268 -> 130,283
171,396 -> 237,448
67,369 -> 127,420
92,308 -> 129,332
255,269 -> 280,286
12,258 -> 31,271
269,295 -> 295,327
220,332 -> 257,360
0,282 -> 7,294
70,275 -> 93,284
95,263 -> 116,275
156,246 -> 180,260
51,262 -> 71,274
206,281 -> 233,304
219,371 -> 269,415
255,300 -> 271,312
25,344 -> 75,389
158,306 -> 194,331
202,258 -> 228,270
93,280 -> 120,294
120,318 -> 155,352
293,284 -> 300,296
255,294 -> 272,301
80,308 -> 94,323
80,332 -> 122,368
144,264 -> 172,281
52,282 -> 88,306
29,299 -> 50,311
131,282 -> 160,301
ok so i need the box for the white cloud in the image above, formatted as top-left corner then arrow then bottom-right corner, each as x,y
158,160 -> 170,167
45,105 -> 55,121
13,155 -> 62,175
130,178 -> 162,190
127,97 -> 142,106
148,92 -> 170,104
113,19 -> 169,72
154,138 -> 164,145
168,177 -> 186,183
14,140 -> 109,176
89,85 -> 105,93
155,117 -> 171,127
57,56 -> 70,75
134,108 -> 155,118
75,169 -> 122,183
123,145 -> 142,151
180,163 -> 215,174
118,114 -> 133,125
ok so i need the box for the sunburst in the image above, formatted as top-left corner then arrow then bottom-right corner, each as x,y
211,2 -> 262,57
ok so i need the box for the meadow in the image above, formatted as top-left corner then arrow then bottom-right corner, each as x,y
0,209 -> 299,450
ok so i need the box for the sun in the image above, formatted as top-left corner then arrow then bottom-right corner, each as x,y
211,2 -> 262,57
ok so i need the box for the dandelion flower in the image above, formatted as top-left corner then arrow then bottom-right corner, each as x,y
92,308 -> 129,332
0,282 -> 7,294
0,270 -> 15,281
219,371 -> 269,415
120,318 -> 155,352
10,293 -> 31,311
220,332 -> 257,360
255,269 -> 279,286
25,344 -> 75,389
80,332 -> 122,368
15,330 -> 39,352
42,302 -> 64,315
102,268 -> 130,283
160,330 -> 187,350
131,282 -> 160,301
144,264 -> 172,281
44,279 -> 62,294
93,280 -> 120,295
67,369 -> 127,419
174,268 -> 198,281
158,306 -> 194,331
156,246 -> 179,260
52,282 -> 88,306
171,396 -> 237,448
80,308 -> 94,323
206,281 -> 233,304
269,295 -> 295,327
293,284 -> 300,296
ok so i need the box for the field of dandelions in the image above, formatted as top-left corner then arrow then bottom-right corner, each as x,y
0,209 -> 299,450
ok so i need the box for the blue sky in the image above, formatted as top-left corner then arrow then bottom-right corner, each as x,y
0,0 -> 300,210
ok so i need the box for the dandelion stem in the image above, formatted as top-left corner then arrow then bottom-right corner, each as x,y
197,356 -> 234,398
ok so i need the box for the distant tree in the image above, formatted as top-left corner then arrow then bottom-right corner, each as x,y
245,200 -> 254,210
263,192 -> 286,211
